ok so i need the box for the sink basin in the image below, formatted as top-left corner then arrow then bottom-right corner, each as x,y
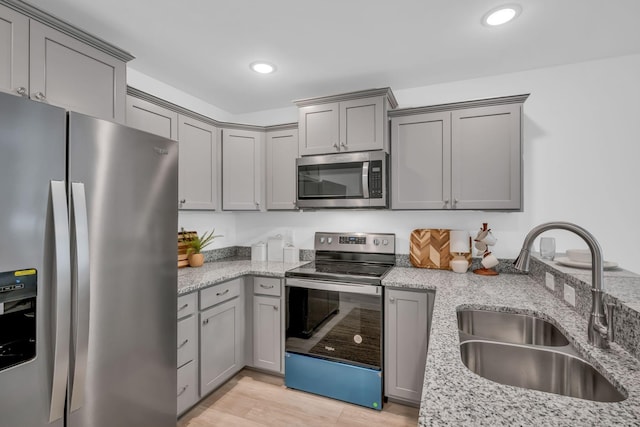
459,340 -> 626,402
457,309 -> 570,346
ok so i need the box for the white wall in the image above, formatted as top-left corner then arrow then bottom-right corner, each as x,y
234,54 -> 640,273
129,54 -> 640,273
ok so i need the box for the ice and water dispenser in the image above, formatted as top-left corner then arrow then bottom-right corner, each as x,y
0,269 -> 37,372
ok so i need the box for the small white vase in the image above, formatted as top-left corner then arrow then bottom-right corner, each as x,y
450,255 -> 469,273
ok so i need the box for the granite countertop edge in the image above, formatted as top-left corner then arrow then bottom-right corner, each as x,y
178,260 -> 640,425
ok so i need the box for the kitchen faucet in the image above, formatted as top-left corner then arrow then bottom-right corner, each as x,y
513,222 -> 610,349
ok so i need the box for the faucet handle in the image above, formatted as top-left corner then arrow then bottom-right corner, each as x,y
606,302 -> 615,343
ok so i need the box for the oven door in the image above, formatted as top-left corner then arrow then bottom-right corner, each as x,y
285,278 -> 383,370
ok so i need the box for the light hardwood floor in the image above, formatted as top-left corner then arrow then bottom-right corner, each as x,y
178,369 -> 419,427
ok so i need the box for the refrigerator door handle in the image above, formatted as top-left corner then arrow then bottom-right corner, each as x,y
49,180 -> 71,422
69,182 -> 90,412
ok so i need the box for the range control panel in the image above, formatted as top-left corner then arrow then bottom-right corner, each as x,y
314,232 -> 395,254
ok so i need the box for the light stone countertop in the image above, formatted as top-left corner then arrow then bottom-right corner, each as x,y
178,259 -> 640,425
382,267 -> 640,426
177,259 -> 309,295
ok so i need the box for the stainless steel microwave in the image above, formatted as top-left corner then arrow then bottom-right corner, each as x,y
296,151 -> 388,208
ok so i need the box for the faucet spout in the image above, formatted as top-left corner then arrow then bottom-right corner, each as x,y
513,222 -> 609,349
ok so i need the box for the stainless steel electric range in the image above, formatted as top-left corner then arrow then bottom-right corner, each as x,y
284,232 -> 395,410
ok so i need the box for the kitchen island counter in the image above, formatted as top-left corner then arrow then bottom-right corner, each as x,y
383,267 -> 640,426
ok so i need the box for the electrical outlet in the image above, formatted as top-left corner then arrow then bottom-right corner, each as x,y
564,284 -> 576,306
545,272 -> 555,291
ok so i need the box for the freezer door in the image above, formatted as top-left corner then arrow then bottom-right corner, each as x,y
0,92 -> 67,427
67,112 -> 178,427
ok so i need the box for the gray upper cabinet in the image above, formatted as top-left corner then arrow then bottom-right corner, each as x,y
0,3 -> 28,97
390,94 -> 528,211
296,88 -> 397,156
391,112 -> 451,209
451,104 -> 522,210
222,128 -> 264,211
178,115 -> 219,210
0,2 -> 132,122
266,127 -> 298,210
126,95 -> 178,140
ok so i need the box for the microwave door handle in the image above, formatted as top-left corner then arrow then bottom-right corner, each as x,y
362,161 -> 370,198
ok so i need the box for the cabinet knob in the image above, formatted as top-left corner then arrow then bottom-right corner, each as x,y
16,87 -> 27,97
453,199 -> 459,207
443,199 -> 449,207
273,305 -> 279,311
179,199 -> 186,204
340,142 -> 347,149
333,143 -> 339,150
34,91 -> 46,101
389,296 -> 395,303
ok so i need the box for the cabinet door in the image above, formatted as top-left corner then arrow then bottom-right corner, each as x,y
266,129 -> 298,210
340,96 -> 385,152
29,21 -> 126,122
0,4 -> 28,97
451,104 -> 521,210
253,295 -> 281,372
126,95 -> 178,140
177,360 -> 198,416
222,128 -> 263,210
391,112 -> 451,209
384,288 -> 429,404
200,297 -> 243,396
298,102 -> 340,156
178,115 -> 219,210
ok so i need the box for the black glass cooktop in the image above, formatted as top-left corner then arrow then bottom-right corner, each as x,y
285,261 -> 393,285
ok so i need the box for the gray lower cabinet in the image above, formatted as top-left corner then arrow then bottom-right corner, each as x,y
222,128 -> 264,211
252,277 -> 282,373
126,95 -> 178,140
177,293 -> 198,416
384,288 -> 433,404
266,128 -> 298,210
199,278 -> 244,397
390,95 -> 526,210
178,115 -> 220,210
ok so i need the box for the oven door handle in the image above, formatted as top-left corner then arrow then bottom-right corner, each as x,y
285,278 -> 382,296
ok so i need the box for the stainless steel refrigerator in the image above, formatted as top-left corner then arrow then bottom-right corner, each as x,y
0,91 -> 178,427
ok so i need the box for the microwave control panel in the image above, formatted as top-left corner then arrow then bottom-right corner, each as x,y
369,160 -> 383,198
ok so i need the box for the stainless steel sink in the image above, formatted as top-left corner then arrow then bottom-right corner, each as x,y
459,340 -> 626,402
457,309 -> 570,346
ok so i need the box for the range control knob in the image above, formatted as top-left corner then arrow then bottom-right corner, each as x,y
382,239 -> 389,246
327,237 -> 333,244
373,238 -> 380,246
319,237 -> 325,244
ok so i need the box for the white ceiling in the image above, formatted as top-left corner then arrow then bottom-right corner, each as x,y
27,0 -> 640,114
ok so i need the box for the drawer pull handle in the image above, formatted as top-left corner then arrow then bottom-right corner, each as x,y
177,385 -> 189,397
178,303 -> 189,311
260,284 -> 274,289
216,289 -> 230,297
273,305 -> 279,311
177,339 -> 189,349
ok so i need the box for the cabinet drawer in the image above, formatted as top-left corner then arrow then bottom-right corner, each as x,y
253,277 -> 281,296
200,278 -> 241,310
177,360 -> 198,415
177,293 -> 197,319
177,315 -> 197,368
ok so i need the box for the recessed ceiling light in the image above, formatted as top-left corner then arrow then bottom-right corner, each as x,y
250,62 -> 276,74
483,4 -> 521,26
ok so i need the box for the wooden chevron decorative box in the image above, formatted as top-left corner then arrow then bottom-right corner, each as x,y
409,228 -> 472,269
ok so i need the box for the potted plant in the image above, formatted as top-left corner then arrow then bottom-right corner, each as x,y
187,229 -> 222,267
